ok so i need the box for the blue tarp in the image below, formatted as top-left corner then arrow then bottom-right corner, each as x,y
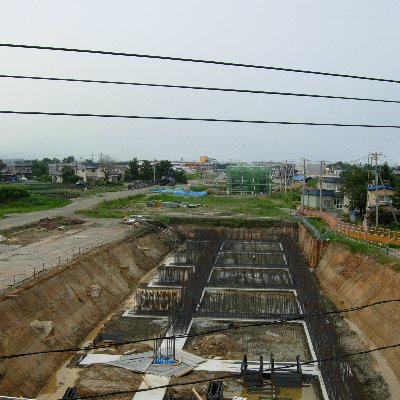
149,187 -> 208,196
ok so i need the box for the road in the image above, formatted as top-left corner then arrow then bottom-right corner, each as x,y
0,187 -> 154,284
0,186 -> 151,231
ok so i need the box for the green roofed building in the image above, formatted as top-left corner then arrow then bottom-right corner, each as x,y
226,166 -> 272,195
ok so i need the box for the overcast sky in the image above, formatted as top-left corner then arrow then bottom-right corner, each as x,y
0,1 -> 399,164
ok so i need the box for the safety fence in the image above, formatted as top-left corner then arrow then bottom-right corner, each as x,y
303,208 -> 400,244
0,228 -> 136,294
301,210 -> 400,259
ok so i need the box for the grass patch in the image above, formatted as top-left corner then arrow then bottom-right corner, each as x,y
79,194 -> 147,218
0,194 -> 70,219
324,231 -> 400,271
307,217 -> 329,233
79,192 -> 295,219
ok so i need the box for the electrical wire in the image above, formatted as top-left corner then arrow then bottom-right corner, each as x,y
1,73 -> 400,105
1,298 -> 398,361
1,43 -> 400,84
1,110 -> 400,129
73,342 -> 400,399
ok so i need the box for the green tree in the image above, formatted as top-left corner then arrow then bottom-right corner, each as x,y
60,166 -> 79,183
139,160 -> 153,181
0,159 -> 6,180
392,190 -> 400,209
155,160 -> 173,180
340,166 -> 369,214
125,157 -> 140,181
31,159 -> 49,178
99,154 -> 115,181
379,162 -> 397,188
171,169 -> 188,184
63,156 -> 76,163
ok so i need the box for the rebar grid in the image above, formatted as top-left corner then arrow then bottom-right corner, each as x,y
208,268 -> 293,289
132,288 -> 180,315
221,240 -> 282,252
157,266 -> 193,285
197,290 -> 299,319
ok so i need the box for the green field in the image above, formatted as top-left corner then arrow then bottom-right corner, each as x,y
79,192 -> 294,219
0,194 -> 70,219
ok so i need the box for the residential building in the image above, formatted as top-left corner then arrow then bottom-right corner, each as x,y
301,176 -> 347,213
302,188 -> 344,211
108,163 -> 127,182
6,162 -> 33,180
367,185 -> 395,207
48,162 -> 105,183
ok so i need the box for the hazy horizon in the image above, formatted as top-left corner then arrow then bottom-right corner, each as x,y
1,1 -> 399,164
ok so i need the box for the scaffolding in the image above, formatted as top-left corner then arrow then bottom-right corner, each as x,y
226,166 -> 272,195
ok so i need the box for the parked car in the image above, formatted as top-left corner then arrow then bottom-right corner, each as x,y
75,181 -> 87,188
122,215 -> 148,226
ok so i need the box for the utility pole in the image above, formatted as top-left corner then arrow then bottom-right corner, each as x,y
153,159 -> 156,183
301,159 -> 309,212
317,160 -> 325,212
284,160 -> 288,194
369,152 -> 382,227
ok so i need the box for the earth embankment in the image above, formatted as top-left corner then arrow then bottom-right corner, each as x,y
0,231 -> 171,397
299,224 -> 400,388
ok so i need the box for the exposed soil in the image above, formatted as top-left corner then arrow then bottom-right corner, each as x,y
95,315 -> 169,355
75,364 -> 142,400
2,217 -> 87,246
0,231 -> 172,397
168,370 -> 230,397
299,225 -> 400,398
185,320 -> 311,362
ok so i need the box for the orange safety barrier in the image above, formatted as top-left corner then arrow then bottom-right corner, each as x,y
302,208 -> 400,246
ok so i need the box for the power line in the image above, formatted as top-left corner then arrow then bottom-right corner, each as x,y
1,43 -> 400,84
73,342 -> 400,399
1,110 -> 400,129
1,73 -> 400,105
1,298 -> 398,361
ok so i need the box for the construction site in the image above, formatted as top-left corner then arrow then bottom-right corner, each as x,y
225,166 -> 272,195
1,219 -> 397,400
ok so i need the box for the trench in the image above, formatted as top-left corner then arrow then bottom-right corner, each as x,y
0,224 -> 393,400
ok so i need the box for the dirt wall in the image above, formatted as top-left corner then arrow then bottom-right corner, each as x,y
298,224 -> 328,267
0,233 -> 172,397
299,227 -> 400,382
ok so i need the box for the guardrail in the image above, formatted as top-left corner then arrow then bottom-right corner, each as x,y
0,228 -> 133,294
295,216 -> 327,241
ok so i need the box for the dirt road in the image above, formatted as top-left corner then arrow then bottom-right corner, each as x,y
0,187 -> 152,282
0,186 -> 151,231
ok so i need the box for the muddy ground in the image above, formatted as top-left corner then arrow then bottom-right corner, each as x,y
75,364 -> 143,400
95,315 -> 169,355
184,320 -> 312,362
168,370 -> 322,400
